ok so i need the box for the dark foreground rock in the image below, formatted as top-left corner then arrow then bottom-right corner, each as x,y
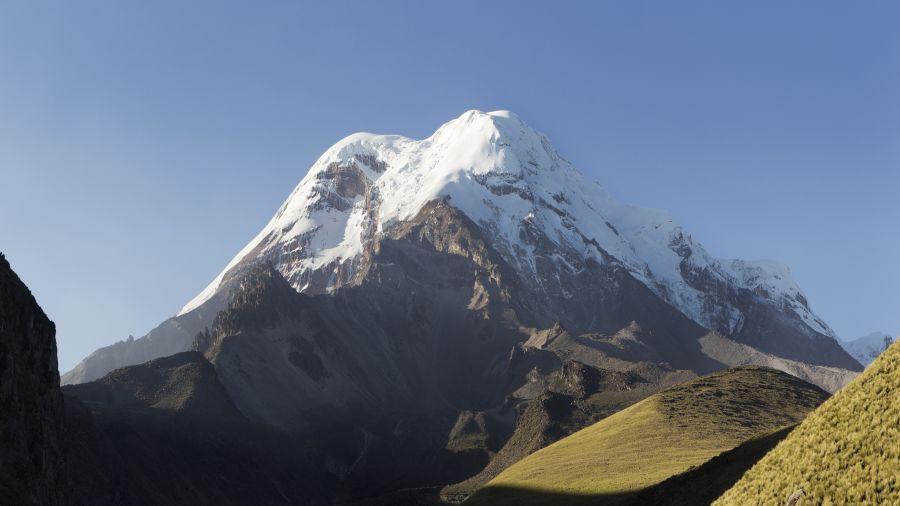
0,253 -> 68,505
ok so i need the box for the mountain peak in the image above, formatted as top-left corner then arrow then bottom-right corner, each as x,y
176,111 -> 836,348
434,109 -> 532,144
433,109 -> 527,138
177,109 -> 571,315
321,109 -> 554,182
839,331 -> 895,366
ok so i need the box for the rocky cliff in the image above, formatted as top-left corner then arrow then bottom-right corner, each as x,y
0,253 -> 68,505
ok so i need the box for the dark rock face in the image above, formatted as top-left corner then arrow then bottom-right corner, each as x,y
318,160 -> 370,200
0,253 -> 67,505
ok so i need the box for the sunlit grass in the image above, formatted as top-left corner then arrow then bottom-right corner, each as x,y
488,397 -> 734,495
466,367 -> 827,505
716,341 -> 900,505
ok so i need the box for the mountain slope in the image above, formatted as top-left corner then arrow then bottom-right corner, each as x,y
466,367 -> 828,506
63,351 -> 244,422
189,200 -> 721,429
184,215 -> 715,497
63,351 -> 336,505
180,110 -> 848,361
716,339 -> 900,505
839,331 -> 894,366
64,110 -> 860,385
0,253 -> 68,505
441,361 -> 677,502
1,254 -> 337,506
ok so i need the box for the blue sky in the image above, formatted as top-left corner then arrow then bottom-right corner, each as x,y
1,1 -> 897,372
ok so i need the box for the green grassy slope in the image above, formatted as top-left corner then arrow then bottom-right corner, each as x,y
465,366 -> 828,506
716,340 -> 900,505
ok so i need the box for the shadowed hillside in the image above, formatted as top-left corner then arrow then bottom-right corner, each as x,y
62,352 -> 338,505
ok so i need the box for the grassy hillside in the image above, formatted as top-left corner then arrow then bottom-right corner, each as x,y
632,425 -> 794,505
465,367 -> 828,506
716,340 -> 900,505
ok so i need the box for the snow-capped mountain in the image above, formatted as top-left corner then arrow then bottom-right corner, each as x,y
63,110 -> 860,387
180,110 -> 830,338
840,332 -> 895,366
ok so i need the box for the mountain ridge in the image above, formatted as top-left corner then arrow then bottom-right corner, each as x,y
63,110 -> 860,386
839,331 -> 894,366
178,110 -> 837,344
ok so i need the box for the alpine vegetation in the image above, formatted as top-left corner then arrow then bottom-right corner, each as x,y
716,339 -> 900,505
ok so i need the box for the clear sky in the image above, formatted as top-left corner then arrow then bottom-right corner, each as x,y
1,1 -> 897,372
